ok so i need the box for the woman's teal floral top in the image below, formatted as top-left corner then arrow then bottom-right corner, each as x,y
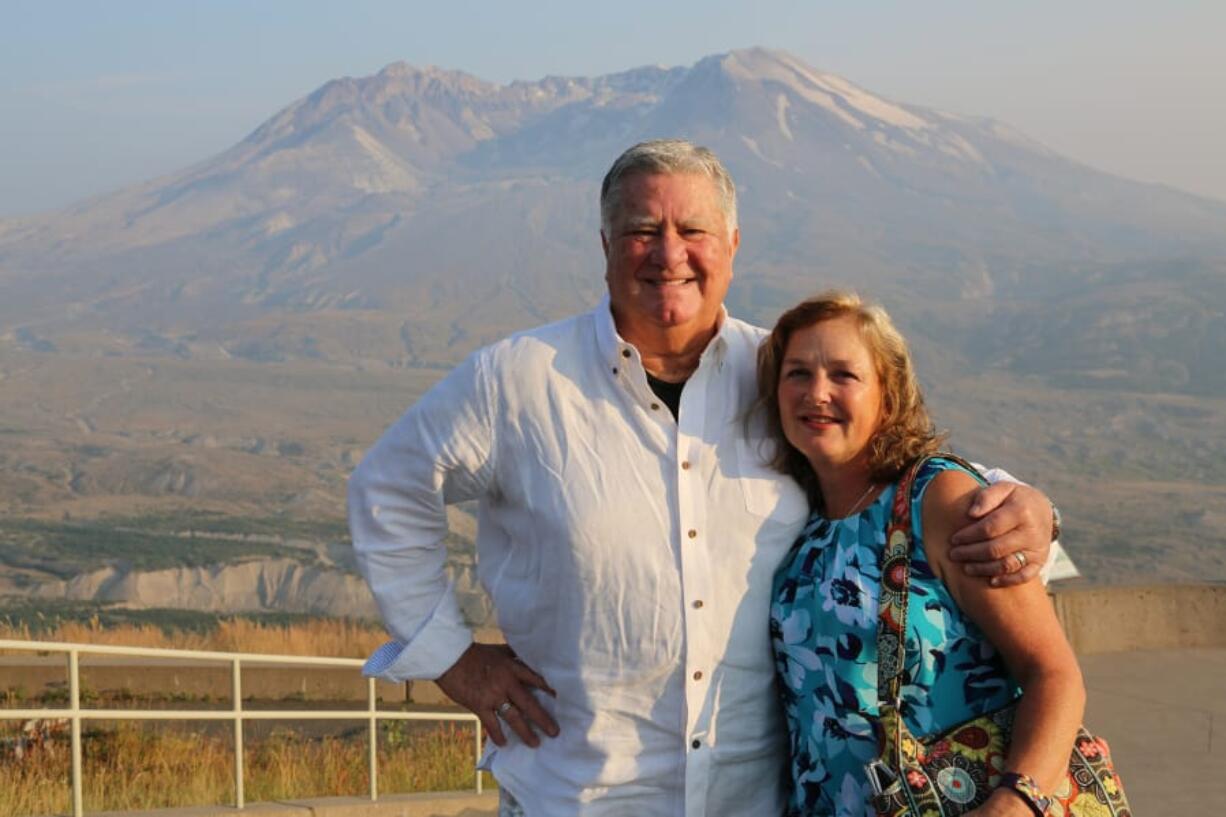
770,458 -> 1021,816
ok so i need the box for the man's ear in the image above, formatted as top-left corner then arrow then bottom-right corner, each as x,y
600,230 -> 609,258
730,226 -> 740,257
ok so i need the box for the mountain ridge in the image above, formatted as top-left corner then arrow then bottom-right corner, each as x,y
0,47 -> 1223,601
3,47 -> 1224,377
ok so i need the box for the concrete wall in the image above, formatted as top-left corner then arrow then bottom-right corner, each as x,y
3,587 -> 1222,705
1051,582 -> 1226,655
409,582 -> 1226,704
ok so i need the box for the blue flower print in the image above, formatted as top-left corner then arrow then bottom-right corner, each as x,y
771,459 -> 1022,816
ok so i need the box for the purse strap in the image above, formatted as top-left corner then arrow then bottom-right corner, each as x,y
875,452 -> 984,706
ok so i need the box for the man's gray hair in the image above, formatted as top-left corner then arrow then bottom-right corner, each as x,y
600,139 -> 737,236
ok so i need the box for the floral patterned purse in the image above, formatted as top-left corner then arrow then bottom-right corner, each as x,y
864,454 -> 1132,816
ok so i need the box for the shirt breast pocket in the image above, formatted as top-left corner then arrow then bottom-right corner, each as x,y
735,433 -> 809,526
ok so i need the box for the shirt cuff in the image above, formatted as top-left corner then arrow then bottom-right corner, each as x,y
362,617 -> 474,682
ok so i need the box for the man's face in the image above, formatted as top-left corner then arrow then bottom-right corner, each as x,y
601,172 -> 739,341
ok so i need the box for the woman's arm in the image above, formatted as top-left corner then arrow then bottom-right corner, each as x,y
922,469 -> 1086,814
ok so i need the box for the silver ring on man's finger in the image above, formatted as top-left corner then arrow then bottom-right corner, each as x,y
496,701 -> 515,717
1014,551 -> 1027,571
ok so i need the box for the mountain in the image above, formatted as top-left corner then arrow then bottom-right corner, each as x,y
1,47 -> 1224,610
3,47 -> 1224,371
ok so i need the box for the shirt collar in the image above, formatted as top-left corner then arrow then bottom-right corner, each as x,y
593,294 -> 730,374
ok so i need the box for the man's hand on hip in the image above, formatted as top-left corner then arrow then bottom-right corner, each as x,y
436,643 -> 559,747
948,481 -> 1053,587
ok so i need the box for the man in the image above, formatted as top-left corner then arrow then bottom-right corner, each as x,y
349,140 -> 1054,817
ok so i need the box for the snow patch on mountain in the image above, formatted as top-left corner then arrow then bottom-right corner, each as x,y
723,48 -> 933,134
741,135 -> 783,168
261,212 -> 295,236
775,94 -> 794,141
872,130 -> 918,157
348,125 -> 418,192
938,132 -> 988,165
808,70 -> 930,131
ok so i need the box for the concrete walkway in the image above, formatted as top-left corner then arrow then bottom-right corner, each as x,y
1080,646 -> 1224,813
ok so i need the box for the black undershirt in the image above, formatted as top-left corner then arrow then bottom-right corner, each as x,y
646,373 -> 686,420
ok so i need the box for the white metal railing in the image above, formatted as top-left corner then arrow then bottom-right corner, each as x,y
0,638 -> 483,817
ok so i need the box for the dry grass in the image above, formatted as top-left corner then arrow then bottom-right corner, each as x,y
0,617 -> 495,815
0,720 -> 486,817
0,615 -> 390,658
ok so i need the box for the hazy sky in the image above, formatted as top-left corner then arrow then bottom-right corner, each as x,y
2,0 -> 1223,217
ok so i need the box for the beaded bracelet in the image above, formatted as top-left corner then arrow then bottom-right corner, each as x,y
998,772 -> 1052,816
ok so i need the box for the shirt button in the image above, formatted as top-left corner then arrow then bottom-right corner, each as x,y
687,529 -> 697,539
692,599 -> 704,609
692,670 -> 703,681
681,460 -> 691,470
622,349 -> 632,358
650,402 -> 660,410
691,739 -> 701,749
611,367 -> 618,375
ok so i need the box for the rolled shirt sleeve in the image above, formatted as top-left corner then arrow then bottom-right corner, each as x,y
348,351 -> 497,681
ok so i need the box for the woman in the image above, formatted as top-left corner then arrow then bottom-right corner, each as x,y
758,292 -> 1085,817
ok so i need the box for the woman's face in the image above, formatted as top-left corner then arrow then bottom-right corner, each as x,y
777,315 -> 883,475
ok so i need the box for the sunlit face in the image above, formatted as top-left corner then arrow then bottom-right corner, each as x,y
777,316 -> 884,475
601,172 -> 738,343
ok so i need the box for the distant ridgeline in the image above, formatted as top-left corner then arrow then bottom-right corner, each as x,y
0,512 -> 493,626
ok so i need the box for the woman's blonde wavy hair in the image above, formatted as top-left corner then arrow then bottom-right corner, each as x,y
754,290 -> 946,509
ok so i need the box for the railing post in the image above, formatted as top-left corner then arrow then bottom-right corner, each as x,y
474,719 -> 483,794
367,677 -> 379,801
232,658 -> 244,809
69,649 -> 84,817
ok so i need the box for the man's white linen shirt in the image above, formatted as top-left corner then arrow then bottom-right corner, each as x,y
350,297 -> 811,817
